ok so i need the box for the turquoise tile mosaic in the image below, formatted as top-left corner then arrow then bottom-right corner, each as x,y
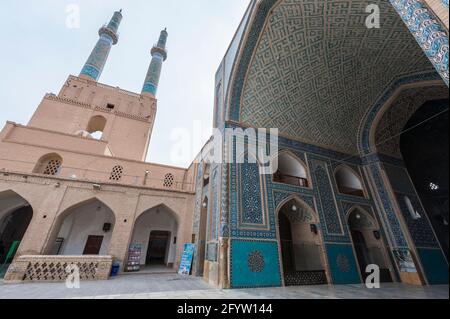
230,239 -> 282,288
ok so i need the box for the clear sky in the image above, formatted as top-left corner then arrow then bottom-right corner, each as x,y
0,0 -> 250,168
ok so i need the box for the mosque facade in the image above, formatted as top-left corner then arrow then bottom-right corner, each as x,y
0,1 -> 448,289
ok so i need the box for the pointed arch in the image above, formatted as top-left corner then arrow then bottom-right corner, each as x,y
275,194 -> 329,286
45,197 -> 116,256
346,205 -> 379,230
0,190 -> 34,264
345,205 -> 393,283
33,153 -> 63,176
334,164 -> 365,197
130,203 -> 180,268
275,194 -> 319,224
273,150 -> 310,188
87,115 -> 107,140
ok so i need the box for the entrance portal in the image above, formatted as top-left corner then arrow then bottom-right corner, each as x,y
146,231 -> 170,265
0,191 -> 33,266
278,198 -> 328,286
347,208 -> 392,282
400,99 -> 449,261
130,205 -> 178,270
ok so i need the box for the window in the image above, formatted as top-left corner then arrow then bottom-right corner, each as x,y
203,164 -> 211,187
107,103 -> 115,110
87,115 -> 107,140
163,173 -> 175,188
274,152 -> 309,187
335,166 -> 364,197
109,165 -> 124,181
34,153 -> 63,176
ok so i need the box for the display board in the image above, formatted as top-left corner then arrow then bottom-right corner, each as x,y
178,243 -> 195,275
126,244 -> 142,272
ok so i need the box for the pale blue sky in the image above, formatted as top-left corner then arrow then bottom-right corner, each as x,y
0,0 -> 250,167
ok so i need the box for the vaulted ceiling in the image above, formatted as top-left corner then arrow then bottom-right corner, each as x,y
235,0 -> 442,155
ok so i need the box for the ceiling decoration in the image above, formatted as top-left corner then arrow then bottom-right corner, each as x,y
375,85 -> 448,157
238,0 -> 440,155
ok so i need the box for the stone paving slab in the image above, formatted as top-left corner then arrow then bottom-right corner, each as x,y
0,273 -> 448,299
76,283 -> 449,300
0,273 -> 213,299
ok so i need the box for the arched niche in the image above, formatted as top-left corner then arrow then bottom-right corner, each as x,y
335,165 -> 365,197
276,196 -> 328,286
48,198 -> 116,256
0,190 -> 33,265
274,152 -> 309,188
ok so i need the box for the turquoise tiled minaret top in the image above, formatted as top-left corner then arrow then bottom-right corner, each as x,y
142,29 -> 168,96
80,10 -> 123,81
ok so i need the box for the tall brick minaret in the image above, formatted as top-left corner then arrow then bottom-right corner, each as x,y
80,10 -> 123,81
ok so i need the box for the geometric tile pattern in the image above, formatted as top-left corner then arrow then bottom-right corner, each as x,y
230,239 -> 282,288
310,160 -> 344,235
390,0 -> 449,85
395,192 -> 439,248
239,162 -> 264,225
326,243 -> 361,284
367,162 -> 409,247
358,71 -> 441,156
283,270 -> 328,286
238,0 -> 436,154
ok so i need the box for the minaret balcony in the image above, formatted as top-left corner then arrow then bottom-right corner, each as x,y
99,25 -> 119,45
151,45 -> 168,61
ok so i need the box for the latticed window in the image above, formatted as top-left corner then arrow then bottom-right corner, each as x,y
163,173 -> 174,188
43,159 -> 62,176
109,165 -> 124,181
34,153 -> 63,176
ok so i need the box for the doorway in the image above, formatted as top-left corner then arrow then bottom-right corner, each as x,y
146,231 -> 170,265
278,198 -> 328,286
347,208 -> 392,282
83,235 -> 104,255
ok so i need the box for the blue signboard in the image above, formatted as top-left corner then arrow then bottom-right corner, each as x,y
178,243 -> 196,275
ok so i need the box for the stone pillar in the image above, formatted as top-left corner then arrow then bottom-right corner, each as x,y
16,185 -> 68,256
389,0 -> 449,86
80,10 -> 123,81
106,195 -> 138,271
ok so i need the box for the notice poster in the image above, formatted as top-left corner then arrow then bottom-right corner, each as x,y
178,243 -> 196,275
126,244 -> 142,272
393,248 -> 417,273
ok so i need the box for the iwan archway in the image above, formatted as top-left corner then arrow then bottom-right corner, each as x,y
129,205 -> 179,271
277,197 -> 328,286
47,198 -> 116,256
0,191 -> 33,270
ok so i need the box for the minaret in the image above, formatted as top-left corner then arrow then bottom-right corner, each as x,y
142,29 -> 168,96
80,10 -> 123,81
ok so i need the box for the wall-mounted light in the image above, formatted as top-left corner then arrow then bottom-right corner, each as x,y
103,223 -> 112,233
93,184 -> 102,190
292,205 -> 298,212
202,202 -> 208,208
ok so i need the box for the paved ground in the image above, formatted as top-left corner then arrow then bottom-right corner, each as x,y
0,273 -> 448,299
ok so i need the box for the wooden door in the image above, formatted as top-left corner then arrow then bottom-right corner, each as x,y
83,235 -> 104,255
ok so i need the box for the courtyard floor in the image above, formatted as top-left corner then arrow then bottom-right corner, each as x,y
0,273 -> 448,299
